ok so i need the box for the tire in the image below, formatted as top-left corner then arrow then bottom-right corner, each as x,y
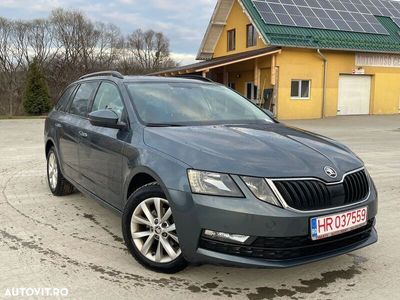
122,182 -> 188,273
47,147 -> 75,196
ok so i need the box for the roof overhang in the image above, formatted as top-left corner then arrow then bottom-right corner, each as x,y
151,46 -> 281,77
196,0 -> 235,60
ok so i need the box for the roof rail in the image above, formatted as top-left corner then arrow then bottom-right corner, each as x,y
177,75 -> 213,83
80,71 -> 124,80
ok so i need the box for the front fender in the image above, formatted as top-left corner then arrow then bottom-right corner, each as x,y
123,146 -> 192,207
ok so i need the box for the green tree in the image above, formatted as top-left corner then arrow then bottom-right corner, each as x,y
23,59 -> 51,115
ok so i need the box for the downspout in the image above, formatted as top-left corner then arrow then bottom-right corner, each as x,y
317,49 -> 327,118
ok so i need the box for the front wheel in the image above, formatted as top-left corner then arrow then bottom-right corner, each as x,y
122,182 -> 188,273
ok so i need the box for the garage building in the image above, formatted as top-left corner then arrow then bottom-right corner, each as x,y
153,0 -> 400,120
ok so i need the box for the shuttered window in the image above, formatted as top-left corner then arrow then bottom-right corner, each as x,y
227,29 -> 236,52
246,24 -> 257,47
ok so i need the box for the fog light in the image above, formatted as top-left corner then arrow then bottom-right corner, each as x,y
203,230 -> 250,244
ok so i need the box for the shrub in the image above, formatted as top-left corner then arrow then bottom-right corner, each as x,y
23,59 -> 51,115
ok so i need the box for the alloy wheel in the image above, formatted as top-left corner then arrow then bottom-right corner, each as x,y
48,152 -> 58,190
130,197 -> 181,263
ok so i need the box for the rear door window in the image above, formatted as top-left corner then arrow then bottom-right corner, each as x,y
69,82 -> 99,117
56,85 -> 76,112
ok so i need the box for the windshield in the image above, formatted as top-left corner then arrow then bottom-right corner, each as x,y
126,82 -> 274,126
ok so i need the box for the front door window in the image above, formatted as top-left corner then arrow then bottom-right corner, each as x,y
91,82 -> 125,118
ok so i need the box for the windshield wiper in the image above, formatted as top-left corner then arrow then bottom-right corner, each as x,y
146,123 -> 185,127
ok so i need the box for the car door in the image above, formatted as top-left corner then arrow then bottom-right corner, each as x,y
53,84 -> 77,177
58,81 -> 99,182
79,81 -> 128,210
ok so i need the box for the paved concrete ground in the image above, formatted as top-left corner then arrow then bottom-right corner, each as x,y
0,115 -> 399,300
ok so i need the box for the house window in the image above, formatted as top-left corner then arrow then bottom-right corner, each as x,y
228,82 -> 236,90
227,29 -> 236,51
246,82 -> 258,100
291,80 -> 311,99
246,24 -> 257,47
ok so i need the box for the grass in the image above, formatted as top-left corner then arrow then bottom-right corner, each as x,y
0,115 -> 46,120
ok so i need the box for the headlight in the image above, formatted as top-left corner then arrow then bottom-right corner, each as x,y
187,170 -> 243,197
241,176 -> 281,207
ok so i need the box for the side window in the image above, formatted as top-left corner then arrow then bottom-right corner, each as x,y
56,85 -> 76,112
69,82 -> 98,117
91,82 -> 124,118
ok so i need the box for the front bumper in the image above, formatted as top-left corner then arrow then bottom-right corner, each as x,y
167,175 -> 378,268
196,228 -> 377,268
197,220 -> 376,268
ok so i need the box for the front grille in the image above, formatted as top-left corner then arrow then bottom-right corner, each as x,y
343,170 -> 370,205
273,170 -> 369,211
199,219 -> 374,261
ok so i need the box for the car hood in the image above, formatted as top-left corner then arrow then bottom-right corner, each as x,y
144,123 -> 363,181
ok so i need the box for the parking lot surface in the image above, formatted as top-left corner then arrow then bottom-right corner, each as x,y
0,115 -> 399,299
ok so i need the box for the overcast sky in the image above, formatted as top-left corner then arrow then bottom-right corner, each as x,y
0,0 -> 216,64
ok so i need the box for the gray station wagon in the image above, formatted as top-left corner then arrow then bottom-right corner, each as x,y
44,71 -> 377,273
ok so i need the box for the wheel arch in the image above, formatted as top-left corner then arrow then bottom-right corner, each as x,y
45,139 -> 55,157
125,166 -> 172,206
45,138 -> 65,175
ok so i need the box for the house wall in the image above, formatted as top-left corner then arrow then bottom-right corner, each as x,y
213,0 -> 266,58
275,48 -> 400,120
275,48 -> 324,119
365,69 -> 400,115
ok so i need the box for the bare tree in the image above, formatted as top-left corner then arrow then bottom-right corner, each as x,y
49,9 -> 96,92
0,17 -> 11,114
27,19 -> 59,65
128,29 -> 177,73
116,36 -> 141,75
50,9 -> 86,68
0,9 -> 179,115
0,18 -> 28,115
95,22 -> 122,69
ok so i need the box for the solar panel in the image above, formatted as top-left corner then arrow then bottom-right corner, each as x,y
251,0 -> 400,35
393,17 -> 400,29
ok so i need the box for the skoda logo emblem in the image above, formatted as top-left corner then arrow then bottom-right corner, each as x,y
324,166 -> 338,178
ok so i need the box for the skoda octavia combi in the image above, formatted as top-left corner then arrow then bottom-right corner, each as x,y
44,71 -> 377,273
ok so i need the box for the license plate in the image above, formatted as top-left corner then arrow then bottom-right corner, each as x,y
310,207 -> 368,241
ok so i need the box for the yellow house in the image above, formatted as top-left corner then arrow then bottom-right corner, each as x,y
153,0 -> 400,120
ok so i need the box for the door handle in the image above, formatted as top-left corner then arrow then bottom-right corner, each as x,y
79,131 -> 88,138
55,123 -> 62,128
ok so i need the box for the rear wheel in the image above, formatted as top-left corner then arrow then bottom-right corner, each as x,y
47,147 -> 74,196
122,183 -> 187,273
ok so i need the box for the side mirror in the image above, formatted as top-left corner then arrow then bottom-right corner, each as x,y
263,109 -> 275,119
88,109 -> 126,129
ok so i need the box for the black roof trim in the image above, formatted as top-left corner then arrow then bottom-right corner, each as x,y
176,75 -> 214,83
